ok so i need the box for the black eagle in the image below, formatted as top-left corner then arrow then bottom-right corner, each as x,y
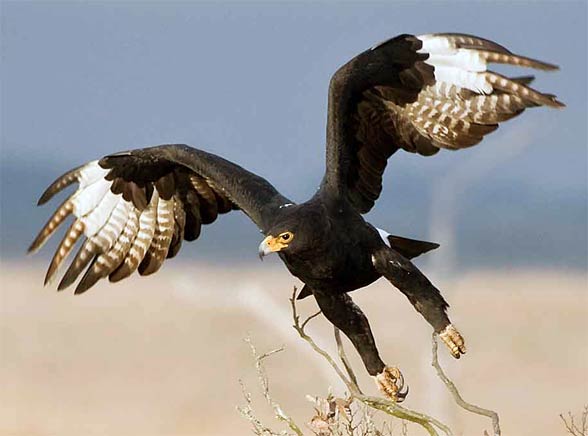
29,33 -> 563,401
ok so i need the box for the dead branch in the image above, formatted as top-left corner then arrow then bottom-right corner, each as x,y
431,333 -> 501,436
239,286 -> 508,435
238,337 -> 304,436
560,406 -> 588,436
289,293 -> 356,394
290,287 -> 453,436
334,327 -> 362,395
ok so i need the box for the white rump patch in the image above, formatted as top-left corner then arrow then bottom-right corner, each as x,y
376,228 -> 391,247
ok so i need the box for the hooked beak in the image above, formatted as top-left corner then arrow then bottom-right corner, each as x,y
258,235 -> 287,261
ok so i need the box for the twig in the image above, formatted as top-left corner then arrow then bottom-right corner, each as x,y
290,290 -> 355,392
560,406 -> 588,436
431,333 -> 501,436
243,337 -> 304,436
302,310 -> 322,330
334,327 -> 362,395
290,287 -> 453,436
237,378 -> 281,436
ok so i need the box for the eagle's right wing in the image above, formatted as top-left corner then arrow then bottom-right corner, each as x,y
29,144 -> 292,294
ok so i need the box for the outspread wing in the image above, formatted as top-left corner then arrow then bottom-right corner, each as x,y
322,33 -> 564,213
29,144 -> 292,294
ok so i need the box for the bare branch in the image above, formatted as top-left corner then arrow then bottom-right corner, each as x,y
290,287 -> 453,436
237,378 -> 283,436
240,287 -> 510,436
290,288 -> 355,392
302,310 -> 323,331
240,336 -> 304,436
431,333 -> 501,436
334,327 -> 362,395
560,406 -> 588,436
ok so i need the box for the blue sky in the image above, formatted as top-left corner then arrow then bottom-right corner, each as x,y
2,1 -> 586,270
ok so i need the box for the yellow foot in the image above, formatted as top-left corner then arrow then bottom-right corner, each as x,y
374,366 -> 408,402
439,324 -> 466,358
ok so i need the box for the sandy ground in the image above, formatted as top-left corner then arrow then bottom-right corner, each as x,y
1,261 -> 587,436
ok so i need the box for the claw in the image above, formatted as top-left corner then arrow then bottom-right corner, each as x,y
439,324 -> 466,358
374,366 -> 408,402
397,384 -> 409,401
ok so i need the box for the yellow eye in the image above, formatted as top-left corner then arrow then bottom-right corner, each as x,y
280,232 -> 293,242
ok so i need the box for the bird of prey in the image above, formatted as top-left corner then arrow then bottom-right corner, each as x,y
29,33 -> 563,401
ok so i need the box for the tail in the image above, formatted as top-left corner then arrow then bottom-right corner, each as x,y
386,234 -> 439,259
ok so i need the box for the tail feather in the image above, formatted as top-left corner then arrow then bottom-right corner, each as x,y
386,235 -> 440,259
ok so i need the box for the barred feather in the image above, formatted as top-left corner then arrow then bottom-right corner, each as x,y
190,174 -> 218,224
138,196 -> 175,276
76,206 -> 137,293
31,152 -> 240,293
28,198 -> 74,253
44,220 -> 85,285
109,191 -> 159,282
346,32 -> 563,213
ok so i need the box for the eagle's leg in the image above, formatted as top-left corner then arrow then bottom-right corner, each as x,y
372,248 -> 466,358
312,290 -> 408,402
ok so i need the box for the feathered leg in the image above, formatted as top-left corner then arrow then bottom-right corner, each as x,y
372,247 -> 466,358
312,289 -> 407,402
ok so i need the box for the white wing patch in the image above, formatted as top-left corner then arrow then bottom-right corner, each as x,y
430,66 -> 493,94
31,153 -> 238,293
71,177 -> 111,217
426,50 -> 487,72
416,33 -> 563,106
29,161 -> 178,293
77,160 -> 109,187
360,32 -> 564,157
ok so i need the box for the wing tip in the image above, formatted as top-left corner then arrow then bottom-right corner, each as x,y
544,62 -> 560,72
27,232 -> 48,255
74,280 -> 94,295
44,268 -> 63,288
37,191 -> 52,206
549,96 -> 566,108
27,241 -> 39,255
37,183 -> 64,206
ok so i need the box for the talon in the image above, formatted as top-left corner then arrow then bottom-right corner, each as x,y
397,384 -> 409,401
439,324 -> 466,358
374,366 -> 408,403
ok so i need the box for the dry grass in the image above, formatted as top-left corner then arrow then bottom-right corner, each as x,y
1,260 -> 586,435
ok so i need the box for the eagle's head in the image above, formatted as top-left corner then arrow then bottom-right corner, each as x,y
257,203 -> 325,260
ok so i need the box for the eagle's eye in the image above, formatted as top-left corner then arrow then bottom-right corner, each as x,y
279,232 -> 293,242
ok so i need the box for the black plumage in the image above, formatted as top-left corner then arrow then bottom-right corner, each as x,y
29,33 -> 563,401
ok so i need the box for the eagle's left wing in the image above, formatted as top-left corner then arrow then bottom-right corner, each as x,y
321,33 -> 564,213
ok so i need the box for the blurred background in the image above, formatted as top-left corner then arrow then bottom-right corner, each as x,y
1,2 -> 586,436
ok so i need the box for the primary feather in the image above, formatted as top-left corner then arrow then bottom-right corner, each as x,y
323,33 -> 563,213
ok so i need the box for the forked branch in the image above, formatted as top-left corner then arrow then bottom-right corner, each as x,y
560,406 -> 588,436
239,286 -> 504,436
431,333 -> 501,436
290,288 -> 453,436
238,337 -> 304,436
